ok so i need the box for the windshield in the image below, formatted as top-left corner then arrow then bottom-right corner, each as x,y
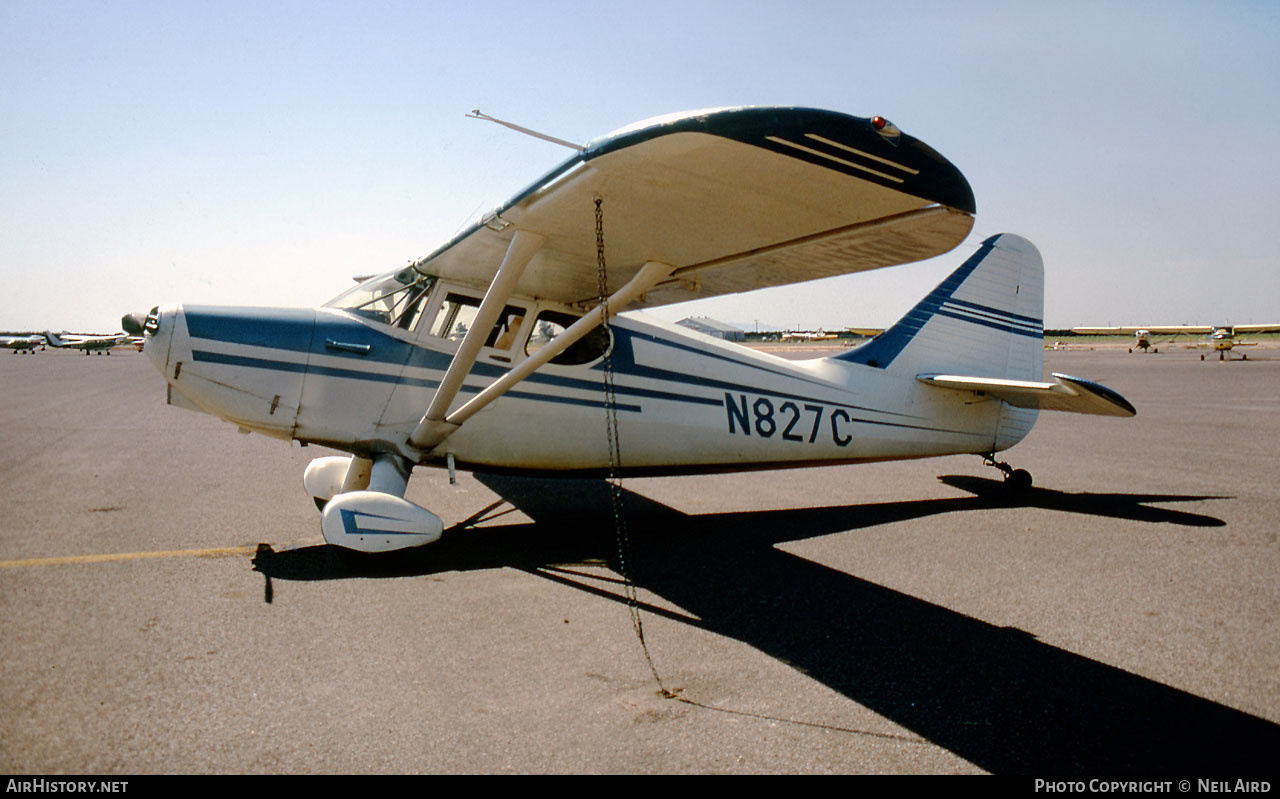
324,268 -> 434,329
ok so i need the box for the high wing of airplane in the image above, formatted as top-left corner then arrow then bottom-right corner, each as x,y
123,106 -> 1133,556
43,331 -> 130,354
1072,324 -> 1280,359
2,334 -> 45,354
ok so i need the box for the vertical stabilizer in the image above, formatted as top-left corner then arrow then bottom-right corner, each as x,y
837,233 -> 1045,448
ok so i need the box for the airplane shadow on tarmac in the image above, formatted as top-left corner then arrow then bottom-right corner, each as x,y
254,474 -> 1279,774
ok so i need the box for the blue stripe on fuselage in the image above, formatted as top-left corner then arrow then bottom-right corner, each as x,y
186,312 -> 803,411
190,349 -> 642,413
612,328 -> 837,390
184,307 -> 317,353
184,310 -> 924,420
604,327 -> 917,417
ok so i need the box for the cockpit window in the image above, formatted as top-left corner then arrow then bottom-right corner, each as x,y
429,293 -> 526,349
430,294 -> 482,341
324,268 -> 434,330
525,310 -> 611,365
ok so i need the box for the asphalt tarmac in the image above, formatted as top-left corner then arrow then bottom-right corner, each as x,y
1,345 -> 1277,774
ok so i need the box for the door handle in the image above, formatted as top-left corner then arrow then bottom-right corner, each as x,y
325,339 -> 371,355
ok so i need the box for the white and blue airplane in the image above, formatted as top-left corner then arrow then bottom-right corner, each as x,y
124,107 -> 1134,556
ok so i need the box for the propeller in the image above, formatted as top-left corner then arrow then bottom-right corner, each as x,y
121,312 -> 146,336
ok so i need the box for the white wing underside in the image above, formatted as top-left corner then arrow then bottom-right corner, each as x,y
413,108 -> 976,309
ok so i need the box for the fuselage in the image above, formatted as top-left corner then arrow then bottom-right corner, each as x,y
141,295 -> 1020,478
1209,327 -> 1237,351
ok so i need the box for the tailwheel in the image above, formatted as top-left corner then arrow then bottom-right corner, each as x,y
983,454 -> 1033,492
1006,468 -> 1033,492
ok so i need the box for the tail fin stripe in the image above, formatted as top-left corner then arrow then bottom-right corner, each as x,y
934,308 -> 1043,338
937,299 -> 1042,335
834,238 -> 998,368
945,297 -> 1043,326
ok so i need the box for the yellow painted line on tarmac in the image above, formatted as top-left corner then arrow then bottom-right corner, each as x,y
0,545 -> 262,569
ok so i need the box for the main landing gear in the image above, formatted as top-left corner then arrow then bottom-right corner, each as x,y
983,453 -> 1033,492
304,454 -> 443,554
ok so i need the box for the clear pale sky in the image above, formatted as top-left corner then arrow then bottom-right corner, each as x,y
3,0 -> 1277,333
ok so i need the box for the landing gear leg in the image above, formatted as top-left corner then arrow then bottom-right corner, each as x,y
983,453 -> 1032,492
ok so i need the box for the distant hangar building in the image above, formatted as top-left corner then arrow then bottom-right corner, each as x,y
676,317 -> 746,341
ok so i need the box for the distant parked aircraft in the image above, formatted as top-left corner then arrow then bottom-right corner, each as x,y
1072,324 -> 1280,360
43,331 -> 131,354
1,334 -> 45,354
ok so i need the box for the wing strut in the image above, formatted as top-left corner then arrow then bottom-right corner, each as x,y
409,259 -> 675,451
411,229 -> 545,445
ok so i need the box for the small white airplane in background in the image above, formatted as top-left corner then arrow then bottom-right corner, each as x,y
1072,324 -> 1280,359
1,334 -> 45,354
43,331 -> 131,354
781,329 -> 838,341
124,106 -> 1134,557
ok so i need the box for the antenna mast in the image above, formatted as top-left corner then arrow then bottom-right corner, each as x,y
466,109 -> 584,151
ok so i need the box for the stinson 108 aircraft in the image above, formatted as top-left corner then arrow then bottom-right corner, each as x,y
123,107 -> 1135,555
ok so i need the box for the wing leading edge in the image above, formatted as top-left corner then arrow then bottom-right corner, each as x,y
415,106 -> 976,309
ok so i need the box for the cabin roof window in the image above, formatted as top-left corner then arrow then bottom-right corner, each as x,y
324,268 -> 434,330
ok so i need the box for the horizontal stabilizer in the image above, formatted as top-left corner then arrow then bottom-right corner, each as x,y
916,372 -> 1135,417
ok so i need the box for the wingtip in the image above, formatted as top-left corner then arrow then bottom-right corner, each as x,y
1052,373 -> 1137,417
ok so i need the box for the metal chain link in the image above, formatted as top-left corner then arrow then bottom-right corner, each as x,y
595,197 -> 670,696
588,199 -> 926,736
